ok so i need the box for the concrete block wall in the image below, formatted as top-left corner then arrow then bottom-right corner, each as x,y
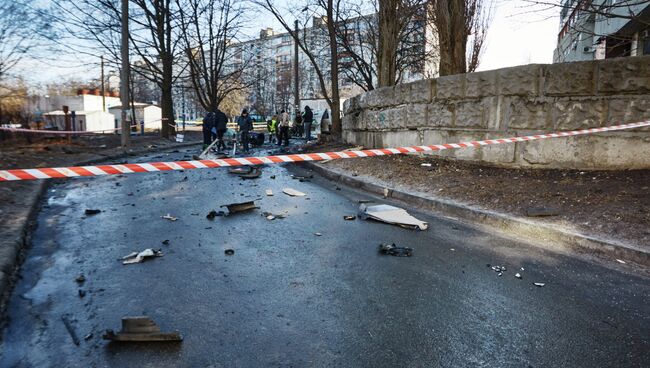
342,56 -> 650,169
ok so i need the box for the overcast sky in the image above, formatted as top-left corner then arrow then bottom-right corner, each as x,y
22,0 -> 560,85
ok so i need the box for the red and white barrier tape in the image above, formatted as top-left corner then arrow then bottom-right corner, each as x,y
1,121 -> 648,182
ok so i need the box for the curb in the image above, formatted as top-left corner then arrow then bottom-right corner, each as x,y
302,161 -> 650,267
0,140 -> 201,316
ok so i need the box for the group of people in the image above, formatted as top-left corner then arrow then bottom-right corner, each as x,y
265,105 -> 316,146
203,105 -> 325,154
201,108 -> 228,152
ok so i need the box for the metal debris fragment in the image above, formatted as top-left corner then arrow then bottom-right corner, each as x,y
61,314 -> 80,346
85,209 -> 101,215
75,274 -> 86,284
265,189 -> 273,196
515,273 -> 522,279
224,249 -> 235,256
616,259 -> 626,264
283,188 -> 306,197
161,214 -> 178,221
221,201 -> 258,214
533,282 -> 546,287
343,215 -> 356,221
121,249 -> 163,265
359,204 -> 428,230
206,210 -> 226,219
103,316 -> 182,342
162,239 -> 170,245
314,232 -> 322,236
378,243 -> 413,257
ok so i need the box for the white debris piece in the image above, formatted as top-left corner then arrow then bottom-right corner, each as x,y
265,189 -> 273,196
616,259 -> 626,264
533,282 -> 545,287
360,204 -> 429,230
421,163 -> 432,167
283,188 -> 306,197
122,249 -> 163,265
515,273 -> 522,279
161,214 -> 177,221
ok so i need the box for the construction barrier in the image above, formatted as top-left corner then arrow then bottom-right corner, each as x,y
0,121 -> 648,182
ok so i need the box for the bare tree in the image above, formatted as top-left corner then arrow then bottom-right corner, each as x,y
51,0 -> 183,138
177,0 -> 251,114
255,0 -> 343,138
428,0 -> 492,76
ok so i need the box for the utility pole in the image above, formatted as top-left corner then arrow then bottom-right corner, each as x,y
293,19 -> 300,120
120,0 -> 130,148
100,55 -> 106,112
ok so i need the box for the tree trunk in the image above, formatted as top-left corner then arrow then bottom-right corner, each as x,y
378,0 -> 400,87
160,59 -> 175,138
327,0 -> 342,139
435,0 -> 467,76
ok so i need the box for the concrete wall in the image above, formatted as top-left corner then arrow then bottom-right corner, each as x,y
342,56 -> 650,169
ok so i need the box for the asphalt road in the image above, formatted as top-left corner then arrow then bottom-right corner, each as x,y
1,145 -> 649,368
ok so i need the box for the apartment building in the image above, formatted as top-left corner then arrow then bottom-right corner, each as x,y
554,0 -> 650,62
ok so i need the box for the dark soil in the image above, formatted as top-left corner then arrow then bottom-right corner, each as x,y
306,142 -> 650,248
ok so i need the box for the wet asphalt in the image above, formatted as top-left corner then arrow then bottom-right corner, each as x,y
0,144 -> 649,368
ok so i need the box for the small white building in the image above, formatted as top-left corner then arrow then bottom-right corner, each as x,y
109,103 -> 162,130
43,110 -> 116,132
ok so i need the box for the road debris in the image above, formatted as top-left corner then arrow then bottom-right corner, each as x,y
78,289 -> 86,298
206,210 -> 226,219
343,215 -> 356,220
61,314 -> 80,346
270,175 -> 276,179
224,249 -> 235,256
314,232 -> 322,236
525,207 -> 560,217
359,204 -> 428,230
121,249 -> 163,265
103,316 -> 182,342
515,273 -> 522,279
162,239 -> 170,245
84,209 -> 101,215
238,167 -> 262,180
228,167 -> 253,175
75,274 -> 86,284
84,333 -> 93,341
379,243 -> 413,257
533,282 -> 546,287
262,211 -> 287,220
161,214 -> 178,221
420,163 -> 432,167
265,189 -> 273,196
291,174 -> 313,182
616,259 -> 626,264
283,188 -> 306,197
221,200 -> 258,214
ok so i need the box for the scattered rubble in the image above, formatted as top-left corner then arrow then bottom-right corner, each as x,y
221,200 -> 258,214
224,249 -> 235,256
161,214 -> 178,221
103,316 -> 182,342
379,243 -> 413,257
262,211 -> 287,220
84,209 -> 101,215
359,204 -> 428,230
533,282 -> 546,287
121,249 -> 164,265
265,189 -> 273,196
283,188 -> 306,197
343,215 -> 356,221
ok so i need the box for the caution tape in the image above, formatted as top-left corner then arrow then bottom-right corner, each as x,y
0,121 -> 648,182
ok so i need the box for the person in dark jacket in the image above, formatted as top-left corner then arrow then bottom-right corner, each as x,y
202,111 -> 216,150
215,108 -> 228,152
236,108 -> 253,152
303,105 -> 314,141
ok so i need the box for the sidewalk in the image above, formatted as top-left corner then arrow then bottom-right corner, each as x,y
0,133 -> 202,313
301,142 -> 649,267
